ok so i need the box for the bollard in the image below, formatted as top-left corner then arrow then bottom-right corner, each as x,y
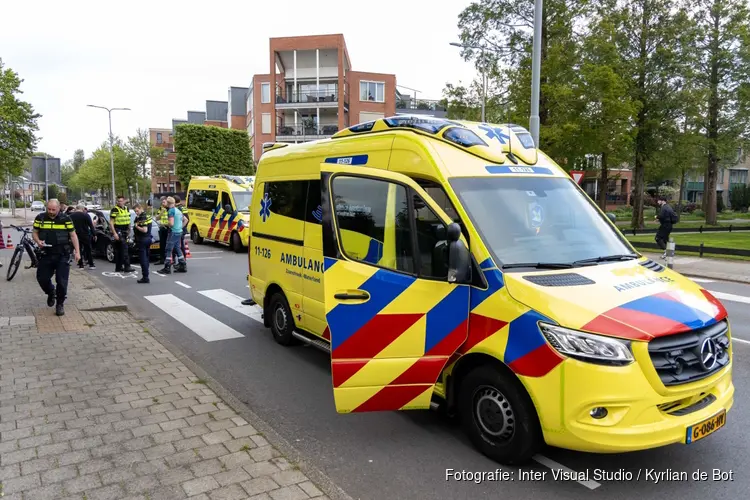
666,237 -> 675,269
700,242 -> 704,258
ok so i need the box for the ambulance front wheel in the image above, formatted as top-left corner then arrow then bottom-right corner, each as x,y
268,292 -> 297,346
458,365 -> 543,465
191,226 -> 203,244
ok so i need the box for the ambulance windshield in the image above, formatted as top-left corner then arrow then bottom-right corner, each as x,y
232,192 -> 252,212
449,176 -> 634,268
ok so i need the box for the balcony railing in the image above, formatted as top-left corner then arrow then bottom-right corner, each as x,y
395,97 -> 447,112
276,124 -> 339,137
275,88 -> 348,105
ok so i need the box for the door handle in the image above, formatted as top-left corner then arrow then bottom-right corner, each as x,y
334,291 -> 370,300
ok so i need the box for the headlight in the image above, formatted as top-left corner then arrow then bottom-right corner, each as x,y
538,322 -> 634,366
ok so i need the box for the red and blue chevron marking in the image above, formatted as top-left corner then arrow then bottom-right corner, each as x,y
582,290 -> 728,340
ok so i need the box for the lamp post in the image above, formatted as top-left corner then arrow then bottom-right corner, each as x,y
87,104 -> 130,206
529,0 -> 543,147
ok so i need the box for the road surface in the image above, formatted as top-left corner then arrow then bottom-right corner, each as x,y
8,239 -> 749,500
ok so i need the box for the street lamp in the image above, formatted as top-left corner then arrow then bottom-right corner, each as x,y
87,104 -> 130,206
529,0 -> 543,148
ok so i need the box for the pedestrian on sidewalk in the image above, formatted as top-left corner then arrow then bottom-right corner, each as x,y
110,195 -> 135,273
69,203 -> 96,269
133,203 -> 153,284
655,196 -> 678,259
157,196 -> 187,275
157,196 -> 169,265
31,199 -> 81,316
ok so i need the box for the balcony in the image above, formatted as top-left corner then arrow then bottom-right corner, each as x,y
276,85 -> 349,110
395,97 -> 447,118
276,123 -> 339,141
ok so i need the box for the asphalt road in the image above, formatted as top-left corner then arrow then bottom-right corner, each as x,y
7,236 -> 749,500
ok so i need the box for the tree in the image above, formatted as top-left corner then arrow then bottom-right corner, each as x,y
0,58 -> 40,184
692,0 -> 750,224
125,128 -> 151,179
574,0 -> 640,210
173,124 -> 254,187
614,0 -> 694,229
72,149 -> 85,171
451,0 -> 589,165
69,140 -> 140,201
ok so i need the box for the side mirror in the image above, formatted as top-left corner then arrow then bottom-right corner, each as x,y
447,223 -> 471,284
606,213 -> 616,223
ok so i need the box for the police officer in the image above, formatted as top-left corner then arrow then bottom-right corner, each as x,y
157,196 -> 169,265
32,199 -> 81,316
133,203 -> 153,284
109,195 -> 135,273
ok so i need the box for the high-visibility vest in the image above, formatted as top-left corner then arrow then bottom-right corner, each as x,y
159,208 -> 169,225
112,206 -> 131,227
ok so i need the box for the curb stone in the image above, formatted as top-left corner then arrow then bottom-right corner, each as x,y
90,269 -> 355,500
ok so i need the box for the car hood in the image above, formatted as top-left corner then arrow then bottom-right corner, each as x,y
501,258 -> 728,341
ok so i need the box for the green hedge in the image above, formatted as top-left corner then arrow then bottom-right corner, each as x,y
174,124 -> 254,186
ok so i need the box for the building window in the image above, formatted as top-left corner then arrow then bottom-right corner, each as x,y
261,113 -> 271,134
248,118 -> 254,138
264,181 -> 308,221
169,161 -> 175,174
261,83 -> 271,104
156,132 -> 162,143
360,81 -> 385,102
247,88 -> 253,113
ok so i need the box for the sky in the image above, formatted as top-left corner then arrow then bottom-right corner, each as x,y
1,0 -> 481,165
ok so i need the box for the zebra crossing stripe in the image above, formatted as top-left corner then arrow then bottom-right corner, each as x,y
144,294 -> 244,342
197,289 -> 263,323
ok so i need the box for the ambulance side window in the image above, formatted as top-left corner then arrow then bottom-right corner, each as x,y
188,189 -> 218,211
265,181 -> 307,220
305,180 -> 322,224
332,176 -> 414,273
411,193 -> 449,280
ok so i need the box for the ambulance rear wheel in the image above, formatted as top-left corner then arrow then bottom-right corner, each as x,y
269,293 -> 296,346
458,365 -> 542,465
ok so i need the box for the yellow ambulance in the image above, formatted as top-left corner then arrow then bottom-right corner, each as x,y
185,175 -> 253,252
247,115 -> 733,464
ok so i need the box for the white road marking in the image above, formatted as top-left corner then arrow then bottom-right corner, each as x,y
175,281 -> 191,289
532,454 -> 601,490
712,291 -> 750,305
197,289 -> 263,323
144,294 -> 244,342
190,251 -> 224,254
186,257 -> 222,260
733,337 -> 750,345
690,277 -> 715,283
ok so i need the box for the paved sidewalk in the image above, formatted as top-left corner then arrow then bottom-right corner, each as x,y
643,252 -> 750,284
1,267 -> 345,500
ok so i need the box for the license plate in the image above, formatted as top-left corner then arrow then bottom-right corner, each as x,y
686,409 -> 726,444
150,243 -> 159,249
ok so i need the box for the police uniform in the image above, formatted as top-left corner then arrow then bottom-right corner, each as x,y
158,206 -> 169,264
110,205 -> 134,272
134,211 -> 153,283
33,211 -> 75,315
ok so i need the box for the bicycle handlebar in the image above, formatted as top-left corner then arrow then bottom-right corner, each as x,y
10,224 -> 33,233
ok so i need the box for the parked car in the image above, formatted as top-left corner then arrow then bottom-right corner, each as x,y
89,210 -> 161,263
30,201 -> 45,211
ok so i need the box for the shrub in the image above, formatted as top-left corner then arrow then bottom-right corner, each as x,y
174,124 -> 254,187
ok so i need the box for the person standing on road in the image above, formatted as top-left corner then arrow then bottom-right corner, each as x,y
110,195 -> 135,273
157,196 -> 187,275
133,203 -> 153,284
157,196 -> 169,265
31,199 -> 81,317
655,196 -> 678,259
171,195 -> 189,267
69,204 -> 96,269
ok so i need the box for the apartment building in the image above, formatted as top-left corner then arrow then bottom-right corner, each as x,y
684,147 -> 749,207
245,34 -> 446,161
149,128 -> 179,193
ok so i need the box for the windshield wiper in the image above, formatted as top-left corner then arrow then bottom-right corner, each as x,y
501,262 -> 575,270
572,254 -> 639,266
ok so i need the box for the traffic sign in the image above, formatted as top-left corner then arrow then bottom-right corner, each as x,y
570,170 -> 585,185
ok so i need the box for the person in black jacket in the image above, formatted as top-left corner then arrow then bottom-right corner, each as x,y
69,204 -> 97,269
655,197 -> 678,258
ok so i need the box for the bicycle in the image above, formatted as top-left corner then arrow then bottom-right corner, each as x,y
6,225 -> 42,281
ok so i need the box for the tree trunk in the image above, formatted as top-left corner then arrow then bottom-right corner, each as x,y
630,3 -> 649,229
704,4 -> 720,225
598,152 -> 608,210
677,166 -> 686,214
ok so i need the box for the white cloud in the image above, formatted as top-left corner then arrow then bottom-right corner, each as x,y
2,0 -> 481,164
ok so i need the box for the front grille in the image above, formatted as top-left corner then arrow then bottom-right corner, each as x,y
658,393 -> 717,416
648,321 -> 730,386
523,273 -> 595,287
640,259 -> 665,272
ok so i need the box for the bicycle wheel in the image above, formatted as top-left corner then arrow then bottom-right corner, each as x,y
6,246 -> 23,281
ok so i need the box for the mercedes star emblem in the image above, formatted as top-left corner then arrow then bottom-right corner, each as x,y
699,338 -> 718,371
